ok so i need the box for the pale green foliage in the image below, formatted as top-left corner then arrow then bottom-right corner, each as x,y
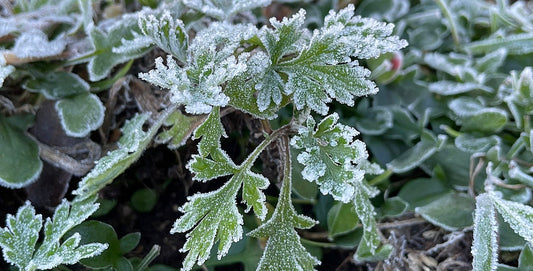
492,194 -> 533,244
249,165 -> 320,271
73,113 -> 154,200
472,193 -> 498,271
0,115 -> 42,189
173,108 -> 274,270
137,10 -> 188,63
276,5 -> 407,114
352,181 -> 381,259
499,67 -> 533,130
291,113 -> 370,203
182,0 -> 271,20
87,16 -> 151,81
11,29 -> 66,59
55,93 -> 105,137
0,196 -> 107,271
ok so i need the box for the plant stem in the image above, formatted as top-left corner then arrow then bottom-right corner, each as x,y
135,245 -> 161,271
300,238 -> 337,248
368,169 -> 392,186
434,0 -> 460,45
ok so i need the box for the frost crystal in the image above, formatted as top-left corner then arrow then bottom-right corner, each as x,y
291,113 -> 372,202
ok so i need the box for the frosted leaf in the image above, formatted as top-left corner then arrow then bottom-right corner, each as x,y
0,196 -> 107,271
353,180 -> 381,260
492,194 -> 533,244
55,93 -> 105,137
259,9 -> 309,65
472,193 -> 498,271
499,67 -> 533,129
0,18 -> 17,37
291,113 -> 371,202
141,22 -> 253,114
73,114 -> 153,199
183,0 -> 271,20
138,10 -> 188,62
111,31 -> 153,56
276,5 -> 407,114
249,166 -> 320,271
87,17 -> 151,81
171,178 -> 243,271
225,52 -> 282,118
189,22 -> 257,68
254,10 -> 308,111
12,29 -> 66,59
0,65 -> 14,87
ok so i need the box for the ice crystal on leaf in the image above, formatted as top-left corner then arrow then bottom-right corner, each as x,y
137,10 -> 188,62
183,0 -> 271,20
291,113 -> 370,203
249,161 -> 320,271
491,193 -> 533,244
171,178 -> 243,271
173,106 -> 272,270
253,10 -> 309,112
0,196 -> 107,271
73,113 -> 154,200
275,5 -> 407,114
472,193 -> 498,271
140,23 -> 254,114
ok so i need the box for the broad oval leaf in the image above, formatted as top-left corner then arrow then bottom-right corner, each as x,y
55,93 -> 105,137
0,115 -> 42,188
24,71 -> 89,99
327,202 -> 359,238
415,193 -> 475,231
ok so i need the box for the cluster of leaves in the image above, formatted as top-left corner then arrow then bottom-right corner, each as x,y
2,0 -> 533,270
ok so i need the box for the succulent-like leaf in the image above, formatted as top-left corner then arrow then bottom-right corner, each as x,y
0,115 -> 42,188
55,93 -> 105,137
387,131 -> 446,173
277,5 -> 407,114
0,196 -> 107,271
472,193 -> 498,271
249,163 -> 320,271
464,33 -> 533,55
182,0 -> 271,20
291,113 -> 371,202
24,71 -> 90,99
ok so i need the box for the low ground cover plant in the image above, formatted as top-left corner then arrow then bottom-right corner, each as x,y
1,0 -> 533,270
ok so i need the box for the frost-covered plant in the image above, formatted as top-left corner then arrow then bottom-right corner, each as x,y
0,195 -> 107,271
67,2 -> 406,271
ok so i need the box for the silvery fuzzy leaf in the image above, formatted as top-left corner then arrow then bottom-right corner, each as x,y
472,193 -> 498,271
11,29 -> 66,59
